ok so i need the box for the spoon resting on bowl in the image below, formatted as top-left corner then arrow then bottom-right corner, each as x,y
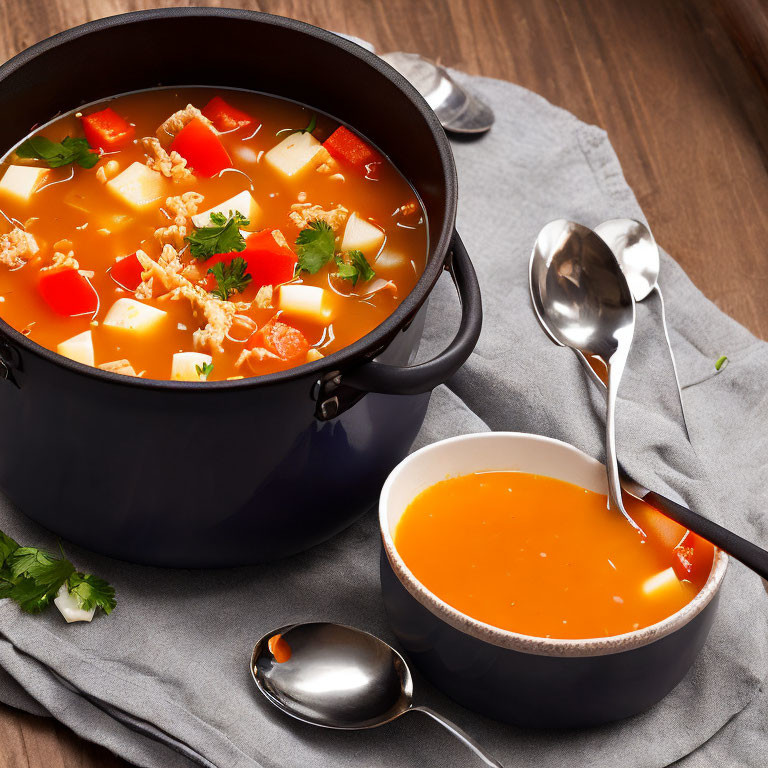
529,219 -> 768,581
252,622 -> 503,767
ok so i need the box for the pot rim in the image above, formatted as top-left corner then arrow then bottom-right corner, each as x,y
0,7 -> 457,392
379,432 -> 729,658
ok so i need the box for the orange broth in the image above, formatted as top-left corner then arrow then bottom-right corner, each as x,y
0,87 -> 427,381
394,472 -> 715,639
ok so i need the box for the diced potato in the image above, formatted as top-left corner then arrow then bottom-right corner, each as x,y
374,249 -> 406,272
106,162 -> 165,210
641,567 -> 684,600
103,298 -> 166,332
265,132 -> 322,178
57,330 -> 94,367
279,285 -> 334,324
53,584 -> 95,623
191,190 -> 261,231
341,212 -> 385,254
306,349 -> 324,362
0,165 -> 48,202
172,352 -> 213,381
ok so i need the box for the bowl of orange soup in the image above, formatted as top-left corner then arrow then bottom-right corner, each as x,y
379,433 -> 727,727
0,9 -> 481,565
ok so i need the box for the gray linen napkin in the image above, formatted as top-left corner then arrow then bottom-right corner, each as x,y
1,63 -> 767,768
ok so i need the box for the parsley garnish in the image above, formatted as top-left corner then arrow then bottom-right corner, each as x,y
207,257 -> 252,301
295,220 -> 336,274
16,135 -> 98,169
715,355 -> 728,371
186,211 -> 249,261
195,361 -> 215,380
276,113 -> 317,137
0,529 -> 115,617
334,249 -> 375,286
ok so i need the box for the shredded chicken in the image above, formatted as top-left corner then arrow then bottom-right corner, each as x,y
271,229 -> 291,250
288,203 -> 348,231
154,191 -> 204,248
98,359 -> 137,377
134,277 -> 153,300
41,250 -> 79,272
236,346 -> 280,370
0,228 -> 38,268
142,137 -> 193,182
135,246 -> 242,353
254,285 -> 273,309
156,104 -> 213,139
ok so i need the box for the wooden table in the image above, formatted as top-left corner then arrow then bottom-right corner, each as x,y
0,1 -> 766,765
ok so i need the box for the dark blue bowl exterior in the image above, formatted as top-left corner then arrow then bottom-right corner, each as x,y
381,549 -> 720,727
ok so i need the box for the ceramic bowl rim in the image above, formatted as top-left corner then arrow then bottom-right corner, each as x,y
379,431 -> 728,658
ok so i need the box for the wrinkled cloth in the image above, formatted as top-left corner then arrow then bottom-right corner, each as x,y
1,61 -> 766,768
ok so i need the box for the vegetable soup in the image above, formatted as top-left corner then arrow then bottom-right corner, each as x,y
395,472 -> 715,639
0,88 -> 427,381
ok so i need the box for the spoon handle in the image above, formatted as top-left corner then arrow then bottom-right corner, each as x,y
410,706 -> 504,767
644,491 -> 768,581
653,284 -> 691,442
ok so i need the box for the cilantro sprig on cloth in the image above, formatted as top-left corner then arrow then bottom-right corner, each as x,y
0,529 -> 115,618
16,135 -> 99,169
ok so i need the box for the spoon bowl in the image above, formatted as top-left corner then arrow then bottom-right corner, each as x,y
252,622 -> 503,766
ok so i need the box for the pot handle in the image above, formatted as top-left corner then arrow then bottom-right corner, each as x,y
315,231 -> 482,419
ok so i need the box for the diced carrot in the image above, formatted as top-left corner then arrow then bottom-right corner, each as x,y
202,96 -> 255,132
170,117 -> 231,177
109,253 -> 144,291
249,317 -> 309,360
81,107 -> 135,152
267,634 -> 292,663
39,269 -> 99,317
323,126 -> 383,174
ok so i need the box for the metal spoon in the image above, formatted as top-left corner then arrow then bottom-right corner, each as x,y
251,622 -> 503,767
595,219 -> 690,441
379,52 -> 494,134
529,219 -> 644,535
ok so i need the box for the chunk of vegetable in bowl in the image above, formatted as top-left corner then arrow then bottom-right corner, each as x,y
81,107 -> 135,151
265,131 -> 322,177
107,162 -> 165,210
202,96 -> 255,132
172,352 -> 213,381
341,212 -> 385,254
103,299 -> 166,333
323,125 -> 383,173
0,165 -> 48,202
170,117 -> 231,177
279,284 -> 334,323
39,270 -> 99,317
191,191 -> 261,230
57,330 -> 95,366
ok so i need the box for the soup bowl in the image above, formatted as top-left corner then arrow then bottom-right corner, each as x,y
379,432 -> 728,727
0,9 -> 481,566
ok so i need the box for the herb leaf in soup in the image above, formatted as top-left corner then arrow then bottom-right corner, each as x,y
295,220 -> 336,274
16,135 -> 99,169
335,249 -> 375,286
207,256 -> 252,301
186,211 -> 249,260
196,361 -> 215,380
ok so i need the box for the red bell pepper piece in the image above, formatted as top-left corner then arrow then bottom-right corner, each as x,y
204,230 -> 297,291
249,317 -> 309,361
323,126 -> 383,174
39,269 -> 99,317
109,253 -> 144,291
202,96 -> 255,132
80,107 -> 135,152
170,117 -> 231,177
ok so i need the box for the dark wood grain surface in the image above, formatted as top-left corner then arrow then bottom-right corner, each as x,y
1,1 -> 766,766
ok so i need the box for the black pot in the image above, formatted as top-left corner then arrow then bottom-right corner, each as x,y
0,9 -> 482,567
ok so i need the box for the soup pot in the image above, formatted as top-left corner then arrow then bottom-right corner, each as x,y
379,433 -> 728,727
0,9 -> 481,566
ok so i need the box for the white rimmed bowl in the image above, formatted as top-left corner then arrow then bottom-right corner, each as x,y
379,432 -> 728,727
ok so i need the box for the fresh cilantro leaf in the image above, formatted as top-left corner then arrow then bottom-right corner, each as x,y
276,113 -> 317,137
186,211 -> 249,261
207,257 -> 252,301
295,220 -> 336,274
715,355 -> 728,371
334,250 -> 376,287
0,567 -> 19,599
8,577 -> 58,614
68,573 -> 116,615
0,530 -> 19,565
9,547 -> 75,591
195,361 -> 215,380
16,135 -> 98,169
